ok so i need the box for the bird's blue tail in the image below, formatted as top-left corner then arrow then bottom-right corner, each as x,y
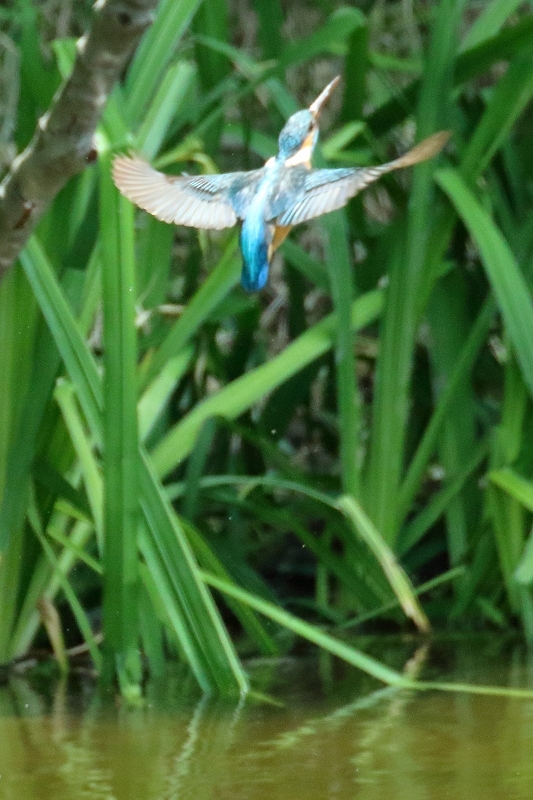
239,216 -> 270,292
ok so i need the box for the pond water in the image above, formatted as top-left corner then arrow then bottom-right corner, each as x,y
1,636 -> 533,800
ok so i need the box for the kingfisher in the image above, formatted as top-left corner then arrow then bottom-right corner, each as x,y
113,77 -> 449,292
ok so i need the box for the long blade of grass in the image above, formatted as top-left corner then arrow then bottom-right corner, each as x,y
136,61 -> 196,159
99,156 -> 142,695
337,495 -> 430,633
489,468 -> 533,514
436,168 -> 533,397
420,52 -> 533,312
365,0 -> 465,543
124,0 -> 202,125
489,469 -> 533,587
0,265 -> 86,661
399,438 -> 490,555
251,0 -> 284,59
210,569 -> 533,693
460,0 -> 524,50
426,272 -> 479,565
460,54 -> 533,181
138,348 -> 193,443
183,518 -> 279,655
0,268 -> 37,498
20,239 -> 104,436
202,571 -> 409,687
138,452 -> 248,695
340,567 -> 465,630
54,380 -> 103,548
321,211 -> 361,498
485,354 -> 530,619
398,297 -> 494,524
192,0 -> 230,131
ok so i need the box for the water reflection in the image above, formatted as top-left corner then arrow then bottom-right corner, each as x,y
0,638 -> 532,800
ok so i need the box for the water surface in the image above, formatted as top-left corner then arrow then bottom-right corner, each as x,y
1,637 -> 532,800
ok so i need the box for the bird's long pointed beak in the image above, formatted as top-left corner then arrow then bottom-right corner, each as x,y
309,75 -> 341,118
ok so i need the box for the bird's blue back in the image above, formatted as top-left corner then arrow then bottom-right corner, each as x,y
238,164 -> 281,292
240,215 -> 270,291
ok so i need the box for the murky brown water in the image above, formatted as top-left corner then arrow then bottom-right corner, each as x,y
1,637 -> 533,800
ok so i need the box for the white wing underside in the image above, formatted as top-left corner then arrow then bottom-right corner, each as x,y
112,157 -> 261,230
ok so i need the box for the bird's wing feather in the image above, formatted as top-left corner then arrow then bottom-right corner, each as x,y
276,131 -> 450,226
275,167 -> 371,226
112,156 -> 264,230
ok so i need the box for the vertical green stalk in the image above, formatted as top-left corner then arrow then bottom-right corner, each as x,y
124,0 -> 203,126
192,0 -> 230,152
252,0 -> 284,59
0,270 -> 35,498
0,264 -> 84,661
365,0 -> 466,543
426,271 -> 477,566
322,212 -> 361,497
100,155 -> 141,698
488,354 -> 528,614
0,270 -> 33,593
340,18 -> 368,123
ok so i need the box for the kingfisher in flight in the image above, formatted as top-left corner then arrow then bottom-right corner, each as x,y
113,76 -> 449,292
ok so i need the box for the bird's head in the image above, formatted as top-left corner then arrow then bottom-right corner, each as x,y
277,75 -> 340,164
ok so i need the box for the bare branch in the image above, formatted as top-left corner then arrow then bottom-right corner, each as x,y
0,0 -> 161,279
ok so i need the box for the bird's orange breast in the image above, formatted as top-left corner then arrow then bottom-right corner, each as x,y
283,132 -> 315,168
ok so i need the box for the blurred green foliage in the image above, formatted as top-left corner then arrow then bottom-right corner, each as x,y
1,0 -> 533,696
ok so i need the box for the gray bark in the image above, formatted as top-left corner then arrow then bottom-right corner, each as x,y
0,0 -> 161,279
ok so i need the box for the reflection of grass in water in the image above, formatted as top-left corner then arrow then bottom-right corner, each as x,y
3,641 -> 533,800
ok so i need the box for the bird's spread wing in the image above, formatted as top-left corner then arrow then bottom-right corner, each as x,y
275,167 -> 366,226
112,156 -> 264,230
276,131 -> 450,227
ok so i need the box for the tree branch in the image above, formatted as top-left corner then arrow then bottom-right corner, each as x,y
0,0 -> 161,279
